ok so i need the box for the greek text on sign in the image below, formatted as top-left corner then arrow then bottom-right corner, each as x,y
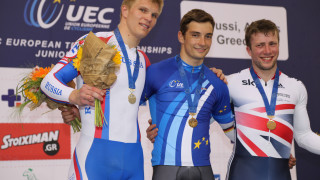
180,1 -> 288,60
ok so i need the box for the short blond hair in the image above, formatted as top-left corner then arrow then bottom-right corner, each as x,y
120,0 -> 164,17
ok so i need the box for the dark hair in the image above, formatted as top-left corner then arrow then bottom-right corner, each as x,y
180,9 -> 215,35
245,19 -> 279,48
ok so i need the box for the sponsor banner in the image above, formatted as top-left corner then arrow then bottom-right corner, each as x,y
181,1 -> 289,60
0,123 -> 71,160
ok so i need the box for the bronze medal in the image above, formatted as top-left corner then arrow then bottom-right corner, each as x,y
128,93 -> 136,104
188,117 -> 198,128
267,120 -> 276,130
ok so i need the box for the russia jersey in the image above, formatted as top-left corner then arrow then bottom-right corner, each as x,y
41,31 -> 150,143
143,56 -> 234,167
41,31 -> 150,180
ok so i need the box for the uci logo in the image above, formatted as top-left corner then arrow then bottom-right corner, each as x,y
169,80 -> 183,88
24,0 -> 114,29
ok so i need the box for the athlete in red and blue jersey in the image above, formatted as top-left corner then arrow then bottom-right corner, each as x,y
226,19 -> 320,180
41,30 -> 148,180
40,0 -> 163,179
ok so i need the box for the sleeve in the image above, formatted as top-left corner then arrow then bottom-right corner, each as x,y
40,35 -> 86,103
211,81 -> 235,142
293,82 -> 320,154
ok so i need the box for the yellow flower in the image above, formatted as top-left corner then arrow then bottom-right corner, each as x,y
112,48 -> 122,65
24,89 -> 38,104
73,47 -> 82,71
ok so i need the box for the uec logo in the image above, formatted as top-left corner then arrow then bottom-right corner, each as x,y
24,0 -> 64,29
169,80 -> 183,88
24,0 -> 114,29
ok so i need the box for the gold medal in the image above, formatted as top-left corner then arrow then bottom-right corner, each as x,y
128,93 -> 136,104
267,120 -> 276,130
188,112 -> 197,127
188,117 -> 198,128
128,88 -> 136,104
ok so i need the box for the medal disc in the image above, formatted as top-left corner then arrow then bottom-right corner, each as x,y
267,120 -> 276,130
188,118 -> 198,128
128,93 -> 136,104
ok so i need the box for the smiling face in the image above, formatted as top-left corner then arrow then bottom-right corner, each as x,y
178,21 -> 213,66
121,0 -> 160,41
247,31 -> 279,73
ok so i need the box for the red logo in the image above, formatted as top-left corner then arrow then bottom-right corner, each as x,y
0,123 -> 71,160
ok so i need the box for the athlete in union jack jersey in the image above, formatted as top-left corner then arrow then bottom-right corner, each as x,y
226,69 -> 320,180
226,19 -> 320,180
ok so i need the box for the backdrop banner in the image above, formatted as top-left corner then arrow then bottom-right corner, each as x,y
1,0 -> 319,180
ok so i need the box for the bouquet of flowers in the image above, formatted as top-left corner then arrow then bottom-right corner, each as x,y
16,65 -> 82,132
72,31 -> 121,127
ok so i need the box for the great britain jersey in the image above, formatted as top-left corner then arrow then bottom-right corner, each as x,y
228,68 -> 307,159
143,56 -> 235,167
40,31 -> 150,180
226,68 -> 320,180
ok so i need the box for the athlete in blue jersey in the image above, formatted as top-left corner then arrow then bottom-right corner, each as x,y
41,0 -> 164,180
141,9 -> 235,180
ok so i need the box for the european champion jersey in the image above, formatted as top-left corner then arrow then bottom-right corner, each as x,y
143,57 -> 234,167
226,68 -> 320,180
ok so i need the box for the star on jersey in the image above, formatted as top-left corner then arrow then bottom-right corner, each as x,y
219,105 -> 228,113
194,137 -> 209,149
194,140 -> 201,149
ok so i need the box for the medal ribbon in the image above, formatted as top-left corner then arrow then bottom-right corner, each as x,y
176,55 -> 205,115
249,67 -> 280,118
114,28 -> 140,90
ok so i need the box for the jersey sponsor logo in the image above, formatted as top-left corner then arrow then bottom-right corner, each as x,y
242,79 -> 255,86
214,174 -> 221,180
85,106 -> 91,114
0,123 -> 71,160
44,82 -> 62,96
277,93 -> 290,99
169,80 -> 184,88
242,79 -> 284,88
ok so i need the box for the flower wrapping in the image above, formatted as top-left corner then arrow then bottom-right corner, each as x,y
76,31 -> 121,127
79,31 -> 121,89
